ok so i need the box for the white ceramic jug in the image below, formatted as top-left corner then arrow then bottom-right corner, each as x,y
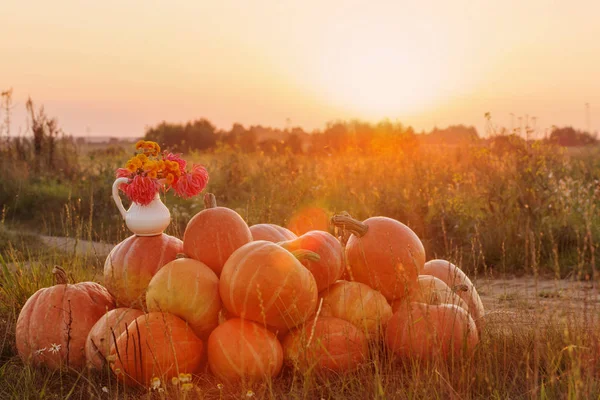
112,177 -> 171,236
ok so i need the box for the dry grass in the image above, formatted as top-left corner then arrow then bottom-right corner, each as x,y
1,143 -> 600,398
1,225 -> 600,399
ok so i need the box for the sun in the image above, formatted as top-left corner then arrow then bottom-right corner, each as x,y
312,29 -> 452,120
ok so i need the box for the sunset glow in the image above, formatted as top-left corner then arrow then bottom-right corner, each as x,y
1,0 -> 599,137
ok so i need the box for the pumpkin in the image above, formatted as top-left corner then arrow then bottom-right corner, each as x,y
16,267 -> 116,371
103,233 -> 183,308
279,230 -> 344,291
422,259 -> 485,330
331,215 -> 425,302
220,241 -> 318,331
85,307 -> 144,370
207,318 -> 283,382
183,193 -> 252,276
283,316 -> 368,374
320,280 -> 392,340
146,258 -> 221,339
287,206 -> 330,235
385,301 -> 478,361
110,312 -> 204,388
392,275 -> 469,313
250,223 -> 297,242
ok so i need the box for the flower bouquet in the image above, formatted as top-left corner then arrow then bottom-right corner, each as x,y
115,140 -> 209,205
112,140 -> 208,236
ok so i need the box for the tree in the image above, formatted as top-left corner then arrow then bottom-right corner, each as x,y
548,126 -> 597,147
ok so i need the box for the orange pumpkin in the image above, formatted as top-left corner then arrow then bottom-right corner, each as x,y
103,233 -> 183,308
146,258 -> 221,339
279,231 -> 344,291
287,206 -> 330,235
183,193 -> 252,276
320,280 -> 392,340
250,223 -> 297,242
422,259 -> 485,330
331,215 -> 425,302
110,312 -> 204,388
219,241 -> 318,331
283,316 -> 368,374
392,275 -> 469,313
85,307 -> 144,370
385,301 -> 478,361
207,318 -> 283,382
16,267 -> 116,371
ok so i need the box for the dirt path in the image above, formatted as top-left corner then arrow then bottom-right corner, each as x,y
476,276 -> 600,326
38,235 -> 114,258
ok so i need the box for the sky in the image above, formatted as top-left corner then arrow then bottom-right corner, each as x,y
1,0 -> 599,138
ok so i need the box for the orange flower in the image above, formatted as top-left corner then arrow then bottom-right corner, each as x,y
144,159 -> 157,172
126,157 -> 142,172
165,173 -> 175,185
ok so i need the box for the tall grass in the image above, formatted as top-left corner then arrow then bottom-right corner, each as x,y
1,138 -> 600,398
2,139 -> 600,275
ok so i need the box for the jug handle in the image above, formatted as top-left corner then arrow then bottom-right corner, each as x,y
112,178 -> 129,220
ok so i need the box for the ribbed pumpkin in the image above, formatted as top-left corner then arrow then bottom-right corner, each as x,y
320,280 -> 392,340
85,307 -> 144,370
392,275 -> 469,313
207,318 -> 283,382
146,258 -> 221,339
331,215 -> 425,302
103,233 -> 183,308
250,223 -> 297,242
16,267 -> 116,371
422,259 -> 485,330
283,316 -> 368,374
220,241 -> 318,331
279,231 -> 343,292
287,206 -> 330,235
385,301 -> 478,361
183,193 -> 252,276
110,312 -> 204,388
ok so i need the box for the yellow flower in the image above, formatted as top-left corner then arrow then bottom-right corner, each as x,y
135,140 -> 145,150
136,153 -> 148,163
150,377 -> 161,390
181,383 -> 194,392
165,173 -> 175,185
148,170 -> 158,179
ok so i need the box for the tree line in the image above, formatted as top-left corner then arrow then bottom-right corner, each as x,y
144,117 -> 598,154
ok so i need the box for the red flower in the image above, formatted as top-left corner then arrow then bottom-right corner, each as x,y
116,168 -> 131,178
173,164 -> 209,198
123,175 -> 161,206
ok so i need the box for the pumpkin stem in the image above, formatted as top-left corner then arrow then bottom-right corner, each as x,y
334,211 -> 353,246
52,266 -> 69,285
330,214 -> 368,238
291,249 -> 321,263
204,193 -> 217,209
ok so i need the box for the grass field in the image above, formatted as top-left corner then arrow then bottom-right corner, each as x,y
1,139 -> 600,398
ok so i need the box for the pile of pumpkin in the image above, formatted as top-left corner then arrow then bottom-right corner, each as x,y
15,194 -> 484,389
